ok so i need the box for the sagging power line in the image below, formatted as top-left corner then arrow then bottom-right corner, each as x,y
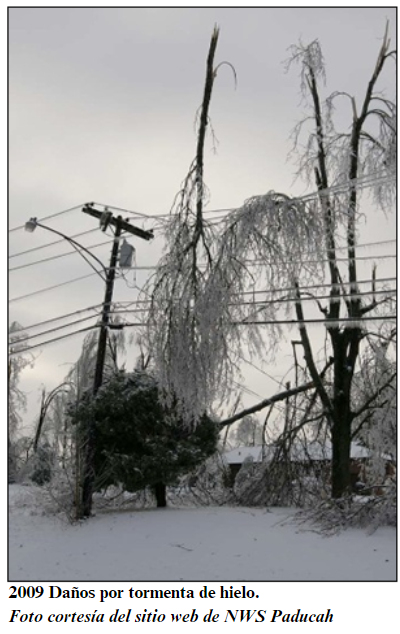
9,312 -> 397,358
9,170 -> 395,234
9,285 -> 396,350
9,246 -> 396,273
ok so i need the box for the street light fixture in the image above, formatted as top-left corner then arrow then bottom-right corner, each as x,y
24,217 -> 38,232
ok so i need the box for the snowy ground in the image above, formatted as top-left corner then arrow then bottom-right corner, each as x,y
9,484 -> 396,581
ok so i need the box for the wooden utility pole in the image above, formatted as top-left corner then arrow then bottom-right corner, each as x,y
79,204 -> 153,518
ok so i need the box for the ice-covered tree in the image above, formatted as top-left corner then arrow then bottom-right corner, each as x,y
36,325 -> 126,514
147,25 -> 396,500
352,326 -> 396,477
64,323 -> 126,403
234,415 -> 263,447
8,322 -> 34,480
281,27 -> 396,497
147,26 -> 223,425
8,322 -> 33,437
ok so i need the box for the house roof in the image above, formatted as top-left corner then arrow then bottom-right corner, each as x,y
223,441 -> 374,465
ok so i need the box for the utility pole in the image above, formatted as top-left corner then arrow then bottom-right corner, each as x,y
80,204 -> 153,518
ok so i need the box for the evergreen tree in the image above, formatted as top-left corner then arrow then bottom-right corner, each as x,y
68,370 -> 219,506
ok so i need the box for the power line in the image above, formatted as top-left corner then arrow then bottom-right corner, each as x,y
17,285 -> 394,348
8,313 -> 101,346
333,239 -> 395,250
109,307 -> 149,316
9,264 -> 135,303
11,233 -> 392,263
9,228 -> 101,259
9,204 -> 84,233
103,171 -> 395,219
115,282 -> 397,307
9,243 -> 396,273
121,314 -> 396,329
238,354 -> 286,390
142,277 -> 397,303
9,303 -> 104,334
9,272 -> 101,303
8,265 -> 145,304
232,379 -> 264,402
9,169 -> 394,235
9,185 -> 395,274
9,317 -> 140,356
9,253 -> 396,306
109,288 -> 396,317
236,277 -> 397,296
241,254 -> 396,267
162,172 -> 395,224
234,288 -> 396,308
100,202 -> 241,222
100,286 -> 397,316
9,202 -> 166,236
92,202 -> 171,223
296,171 -> 395,203
8,325 -> 101,356
9,200 -> 176,236
9,310 -> 396,358
9,239 -> 114,272
237,315 -> 397,326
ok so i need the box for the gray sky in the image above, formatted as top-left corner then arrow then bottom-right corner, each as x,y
9,7 -> 396,433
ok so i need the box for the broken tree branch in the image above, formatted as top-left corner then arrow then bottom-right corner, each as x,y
218,358 -> 333,428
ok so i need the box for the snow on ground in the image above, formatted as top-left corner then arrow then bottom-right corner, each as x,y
9,484 -> 396,581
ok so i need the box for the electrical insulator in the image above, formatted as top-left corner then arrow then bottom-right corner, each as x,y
99,208 -> 112,232
119,239 -> 135,268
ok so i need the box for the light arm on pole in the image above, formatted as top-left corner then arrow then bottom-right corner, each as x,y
25,217 -> 108,281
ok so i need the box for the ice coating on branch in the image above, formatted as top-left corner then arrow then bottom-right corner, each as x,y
147,191 -> 325,426
147,31 -> 395,429
285,39 -> 326,96
287,38 -> 396,210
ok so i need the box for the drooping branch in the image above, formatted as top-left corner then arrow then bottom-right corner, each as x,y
147,27 -> 395,442
149,32 -> 329,425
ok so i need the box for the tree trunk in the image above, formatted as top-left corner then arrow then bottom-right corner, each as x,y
329,331 -> 354,498
331,401 -> 352,498
153,482 -> 167,507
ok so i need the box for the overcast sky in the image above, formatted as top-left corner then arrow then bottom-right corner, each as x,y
9,6 -> 396,433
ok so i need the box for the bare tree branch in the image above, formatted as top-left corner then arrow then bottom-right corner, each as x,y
219,359 -> 333,428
